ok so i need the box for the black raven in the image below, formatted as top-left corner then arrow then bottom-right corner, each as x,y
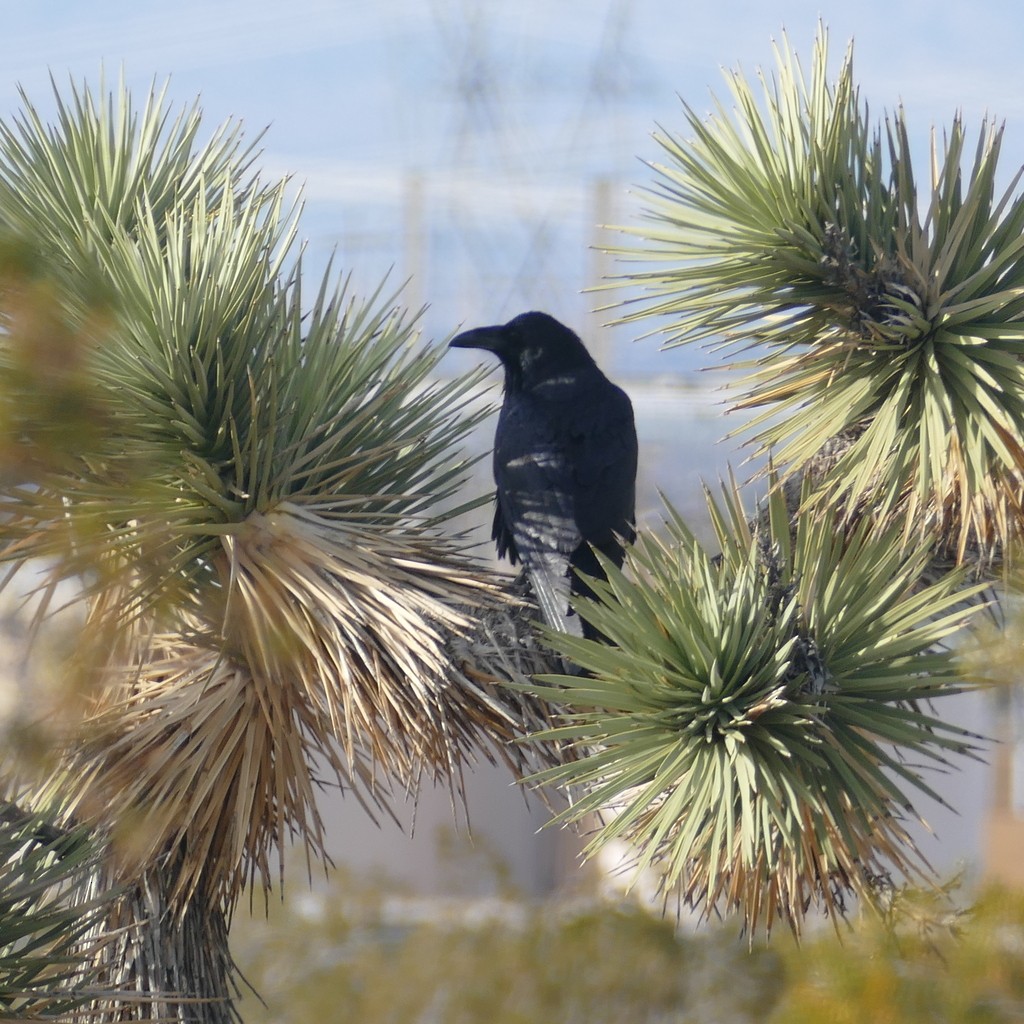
450,311 -> 637,638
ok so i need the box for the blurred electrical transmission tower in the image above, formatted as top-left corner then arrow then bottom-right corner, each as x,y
416,0 -> 640,366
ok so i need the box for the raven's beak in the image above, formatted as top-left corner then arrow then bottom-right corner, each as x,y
448,324 -> 506,353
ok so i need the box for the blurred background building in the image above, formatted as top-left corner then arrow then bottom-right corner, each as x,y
985,689 -> 1024,889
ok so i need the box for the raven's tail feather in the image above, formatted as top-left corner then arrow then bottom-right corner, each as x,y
526,557 -> 584,639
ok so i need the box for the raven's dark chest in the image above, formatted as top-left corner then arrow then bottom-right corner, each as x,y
493,380 -> 588,481
490,368 -> 637,565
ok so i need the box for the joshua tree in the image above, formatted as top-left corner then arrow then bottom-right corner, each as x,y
538,24 -> 1016,933
1,24 -> 1021,1018
0,79 -> 556,1021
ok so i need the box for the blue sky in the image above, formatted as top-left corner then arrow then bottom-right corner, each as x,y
6,2 -> 1023,161
5,1 -> 1024,374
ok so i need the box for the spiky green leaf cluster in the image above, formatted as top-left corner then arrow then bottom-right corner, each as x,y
0,78 -> 522,906
0,806 -> 113,1019
528,480 -> 986,935
618,25 -> 1024,560
0,77 -> 488,624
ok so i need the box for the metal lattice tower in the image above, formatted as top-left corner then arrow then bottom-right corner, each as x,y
425,0 -> 641,350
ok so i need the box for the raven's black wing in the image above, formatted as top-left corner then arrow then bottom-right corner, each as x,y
493,370 -> 636,636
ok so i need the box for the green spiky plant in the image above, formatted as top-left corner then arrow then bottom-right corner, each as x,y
530,479 -> 986,935
0,79 -> 558,1021
616,25 -> 1024,563
527,23 -> 1010,936
0,805 -> 117,1020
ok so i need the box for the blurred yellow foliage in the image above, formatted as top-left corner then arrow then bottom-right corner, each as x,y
773,887 -> 1024,1023
229,850 -> 1024,1024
